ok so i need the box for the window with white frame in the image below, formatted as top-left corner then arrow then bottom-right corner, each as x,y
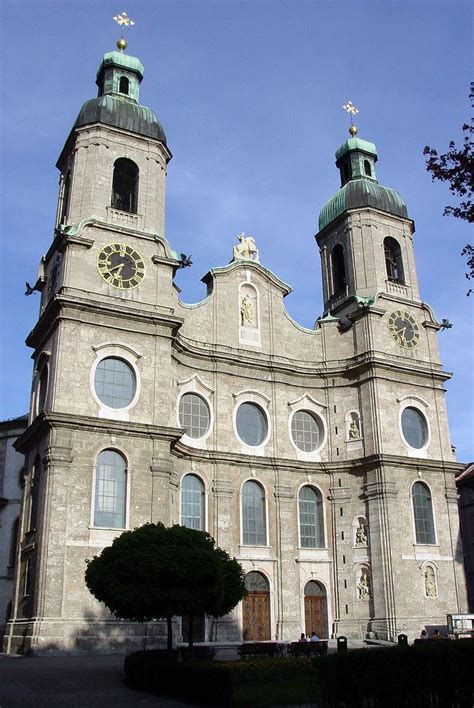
94,357 -> 136,409
181,474 -> 205,530
401,407 -> 428,449
299,486 -> 325,548
179,393 -> 210,439
291,411 -> 323,452
94,449 -> 127,528
242,480 -> 267,545
236,403 -> 268,447
412,481 -> 436,545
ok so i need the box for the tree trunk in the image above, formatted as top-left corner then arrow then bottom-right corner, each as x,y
166,615 -> 173,653
188,613 -> 194,659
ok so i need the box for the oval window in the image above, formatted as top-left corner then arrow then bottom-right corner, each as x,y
94,357 -> 136,409
401,407 -> 428,449
291,411 -> 322,452
236,402 -> 268,446
179,393 -> 210,439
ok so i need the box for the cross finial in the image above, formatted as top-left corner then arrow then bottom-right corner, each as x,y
113,11 -> 136,52
343,101 -> 359,136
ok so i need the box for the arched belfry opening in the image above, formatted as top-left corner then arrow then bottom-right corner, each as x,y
119,76 -> 129,95
331,244 -> 346,296
111,158 -> 139,213
384,237 -> 405,284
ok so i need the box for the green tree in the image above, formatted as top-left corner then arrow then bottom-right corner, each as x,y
85,523 -> 245,653
423,83 -> 474,293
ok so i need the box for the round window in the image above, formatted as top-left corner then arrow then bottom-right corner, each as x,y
236,402 -> 268,446
401,407 -> 428,449
291,410 -> 321,452
179,393 -> 210,439
94,357 -> 136,409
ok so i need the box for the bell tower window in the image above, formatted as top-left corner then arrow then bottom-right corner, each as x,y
60,172 -> 71,224
119,76 -> 129,95
364,160 -> 372,176
331,244 -> 346,295
384,237 -> 404,284
111,158 -> 139,213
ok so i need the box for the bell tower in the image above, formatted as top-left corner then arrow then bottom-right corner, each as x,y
316,119 -> 420,317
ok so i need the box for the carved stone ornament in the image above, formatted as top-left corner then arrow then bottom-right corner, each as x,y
424,567 -> 437,598
357,571 -> 371,600
233,233 -> 260,263
240,294 -> 254,325
355,522 -> 368,546
348,419 -> 360,440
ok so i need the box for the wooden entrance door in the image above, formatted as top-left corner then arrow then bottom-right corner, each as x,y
304,580 -> 327,637
243,591 -> 271,641
182,614 -> 205,643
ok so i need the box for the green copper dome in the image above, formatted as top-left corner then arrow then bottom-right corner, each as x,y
318,180 -> 408,231
97,51 -> 144,81
74,96 -> 167,144
318,134 -> 408,231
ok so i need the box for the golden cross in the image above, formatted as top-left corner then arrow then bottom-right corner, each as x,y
113,11 -> 135,28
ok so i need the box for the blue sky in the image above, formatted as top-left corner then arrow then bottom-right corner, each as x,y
1,0 -> 472,461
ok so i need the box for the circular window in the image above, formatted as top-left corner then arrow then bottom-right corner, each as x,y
179,393 -> 210,439
236,402 -> 268,446
291,410 -> 322,452
401,407 -> 428,449
94,357 -> 136,409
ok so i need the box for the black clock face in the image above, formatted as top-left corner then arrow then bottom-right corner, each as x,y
388,310 -> 419,349
97,243 -> 145,290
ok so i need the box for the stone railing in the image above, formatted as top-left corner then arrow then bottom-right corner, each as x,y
106,206 -> 142,229
386,279 -> 409,297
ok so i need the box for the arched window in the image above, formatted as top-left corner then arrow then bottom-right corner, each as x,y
8,517 -> 20,570
364,159 -> 372,177
384,237 -> 405,284
242,480 -> 266,546
28,457 -> 42,533
412,482 -> 436,545
94,450 -> 127,528
343,162 -> 351,182
181,474 -> 205,530
236,403 -> 268,447
245,571 -> 269,592
119,76 -> 129,95
331,244 -> 346,295
37,367 -> 48,415
299,486 -> 324,548
111,158 -> 139,213
60,172 -> 71,224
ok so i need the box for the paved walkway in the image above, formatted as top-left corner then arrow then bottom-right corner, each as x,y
0,654 -> 196,708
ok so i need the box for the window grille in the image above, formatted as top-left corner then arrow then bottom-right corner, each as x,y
94,450 -> 126,528
242,480 -> 266,545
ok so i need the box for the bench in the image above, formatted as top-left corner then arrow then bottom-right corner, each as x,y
238,642 -> 280,659
288,641 -> 328,657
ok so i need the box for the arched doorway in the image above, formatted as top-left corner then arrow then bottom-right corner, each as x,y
242,571 -> 270,641
304,580 -> 328,638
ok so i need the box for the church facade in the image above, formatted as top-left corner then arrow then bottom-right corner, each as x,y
3,43 -> 468,654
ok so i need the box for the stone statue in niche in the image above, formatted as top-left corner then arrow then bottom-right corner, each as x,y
348,418 -> 360,439
355,522 -> 368,547
424,567 -> 437,598
357,571 -> 371,600
233,233 -> 260,263
240,294 -> 254,326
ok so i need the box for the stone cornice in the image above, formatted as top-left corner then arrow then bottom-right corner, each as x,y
26,295 -> 183,351
14,412 -> 182,455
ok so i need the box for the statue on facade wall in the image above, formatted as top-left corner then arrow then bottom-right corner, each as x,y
355,522 -> 368,546
424,567 -> 437,598
348,419 -> 360,439
240,294 -> 254,326
233,233 -> 260,263
357,571 -> 371,600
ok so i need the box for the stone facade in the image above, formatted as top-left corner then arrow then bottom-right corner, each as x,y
2,46 -> 468,654
0,416 -> 27,640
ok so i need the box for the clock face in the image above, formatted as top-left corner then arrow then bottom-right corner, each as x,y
97,243 -> 145,290
388,310 -> 419,350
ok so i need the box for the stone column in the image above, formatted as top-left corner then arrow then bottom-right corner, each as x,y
209,477 -> 237,641
274,483 -> 299,641
328,476 -> 351,637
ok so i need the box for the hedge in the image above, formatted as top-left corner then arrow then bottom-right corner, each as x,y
124,640 -> 474,707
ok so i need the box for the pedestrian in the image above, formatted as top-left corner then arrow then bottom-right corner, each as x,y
298,632 -> 307,642
310,631 -> 320,642
420,629 -> 428,640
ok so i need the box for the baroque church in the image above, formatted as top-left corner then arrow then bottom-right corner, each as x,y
2,37 -> 468,654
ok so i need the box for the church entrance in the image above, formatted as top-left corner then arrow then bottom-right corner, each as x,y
242,571 -> 271,641
304,580 -> 328,638
182,614 -> 205,643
